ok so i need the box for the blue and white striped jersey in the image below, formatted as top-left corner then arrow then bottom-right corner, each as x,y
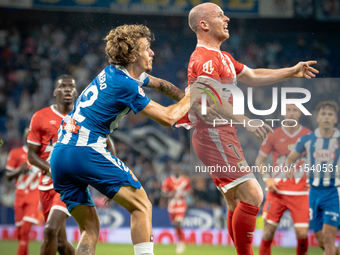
295,128 -> 340,187
57,65 -> 151,147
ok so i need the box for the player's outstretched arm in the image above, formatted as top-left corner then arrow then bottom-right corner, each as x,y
27,143 -> 50,173
147,75 -> 185,102
238,60 -> 319,86
140,87 -> 194,126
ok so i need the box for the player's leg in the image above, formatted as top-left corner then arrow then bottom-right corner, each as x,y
289,195 -> 309,255
40,208 -> 72,255
70,205 -> 100,255
57,219 -> 75,255
17,221 -> 33,255
230,178 -> 263,255
172,216 -> 185,254
321,224 -> 338,255
259,222 -> 277,255
259,192 -> 286,255
14,195 -> 24,255
112,185 -> 154,255
224,190 -> 238,243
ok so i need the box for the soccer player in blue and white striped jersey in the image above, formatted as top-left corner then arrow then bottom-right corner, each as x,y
50,24 -> 196,255
287,101 -> 340,255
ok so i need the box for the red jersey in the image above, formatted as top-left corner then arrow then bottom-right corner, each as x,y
176,45 -> 247,129
259,125 -> 312,195
27,105 -> 66,191
6,146 -> 40,193
162,176 -> 192,213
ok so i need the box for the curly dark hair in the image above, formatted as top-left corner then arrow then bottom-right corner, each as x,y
104,24 -> 154,68
316,100 -> 339,113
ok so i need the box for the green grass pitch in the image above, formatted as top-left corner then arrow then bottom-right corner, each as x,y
0,241 -> 322,254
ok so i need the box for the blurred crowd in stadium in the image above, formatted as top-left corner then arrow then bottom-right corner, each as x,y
0,11 -> 340,213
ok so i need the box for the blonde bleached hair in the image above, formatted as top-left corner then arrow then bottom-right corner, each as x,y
104,24 -> 154,68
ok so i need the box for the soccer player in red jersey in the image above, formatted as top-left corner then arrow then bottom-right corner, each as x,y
162,164 -> 192,254
176,3 -> 319,255
27,75 -> 79,255
6,128 -> 40,255
256,104 -> 311,255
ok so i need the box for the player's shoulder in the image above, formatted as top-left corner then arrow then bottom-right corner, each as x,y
301,125 -> 312,134
297,131 -> 314,143
32,106 -> 53,118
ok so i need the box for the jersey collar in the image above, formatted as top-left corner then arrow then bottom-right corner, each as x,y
116,65 -> 147,87
315,128 -> 340,138
281,125 -> 302,138
196,44 -> 221,53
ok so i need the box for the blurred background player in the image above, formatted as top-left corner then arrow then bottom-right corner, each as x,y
161,164 -> 192,254
50,24 -> 196,255
176,3 -> 319,255
255,104 -> 311,255
287,101 -> 340,255
6,127 -> 40,255
27,75 -> 79,255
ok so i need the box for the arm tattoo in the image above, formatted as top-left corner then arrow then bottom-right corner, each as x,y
148,76 -> 185,102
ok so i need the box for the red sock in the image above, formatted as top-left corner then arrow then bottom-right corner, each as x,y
297,238 -> 308,255
176,227 -> 184,242
17,221 -> 32,255
232,202 -> 259,255
259,238 -> 273,255
227,209 -> 235,243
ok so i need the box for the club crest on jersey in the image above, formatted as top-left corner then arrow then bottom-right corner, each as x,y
203,60 -> 214,74
333,141 -> 339,150
63,118 -> 80,134
313,149 -> 336,161
138,87 -> 145,97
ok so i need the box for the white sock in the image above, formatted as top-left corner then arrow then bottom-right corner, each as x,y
134,242 -> 154,255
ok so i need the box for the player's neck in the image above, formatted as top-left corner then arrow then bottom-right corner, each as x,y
54,104 -> 73,115
283,124 -> 300,134
125,65 -> 143,79
197,37 -> 222,51
319,127 -> 334,138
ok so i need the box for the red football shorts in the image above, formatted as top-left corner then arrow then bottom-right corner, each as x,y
192,124 -> 254,193
39,189 -> 70,222
262,191 -> 309,227
14,189 -> 40,226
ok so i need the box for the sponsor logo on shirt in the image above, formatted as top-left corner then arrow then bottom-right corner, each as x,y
313,149 -> 336,161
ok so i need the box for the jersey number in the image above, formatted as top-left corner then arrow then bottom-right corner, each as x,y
227,144 -> 241,159
203,60 -> 214,74
74,85 -> 98,122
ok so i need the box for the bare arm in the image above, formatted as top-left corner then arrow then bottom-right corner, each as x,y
27,143 -> 50,173
239,61 -> 319,86
255,153 -> 278,192
147,75 -> 185,102
106,136 -> 116,157
6,163 -> 29,182
140,87 -> 193,126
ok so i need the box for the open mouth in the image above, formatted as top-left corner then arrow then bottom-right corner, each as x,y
223,25 -> 228,32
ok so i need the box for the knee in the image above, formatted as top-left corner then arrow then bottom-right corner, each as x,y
295,228 -> 308,239
44,225 -> 58,240
133,198 -> 152,219
322,233 -> 334,247
262,226 -> 275,241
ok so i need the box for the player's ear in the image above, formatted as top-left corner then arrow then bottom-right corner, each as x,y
53,89 -> 57,97
200,20 -> 209,31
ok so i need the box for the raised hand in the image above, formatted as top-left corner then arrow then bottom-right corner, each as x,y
292,61 -> 319,79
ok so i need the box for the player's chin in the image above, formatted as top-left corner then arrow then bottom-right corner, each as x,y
145,67 -> 153,72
